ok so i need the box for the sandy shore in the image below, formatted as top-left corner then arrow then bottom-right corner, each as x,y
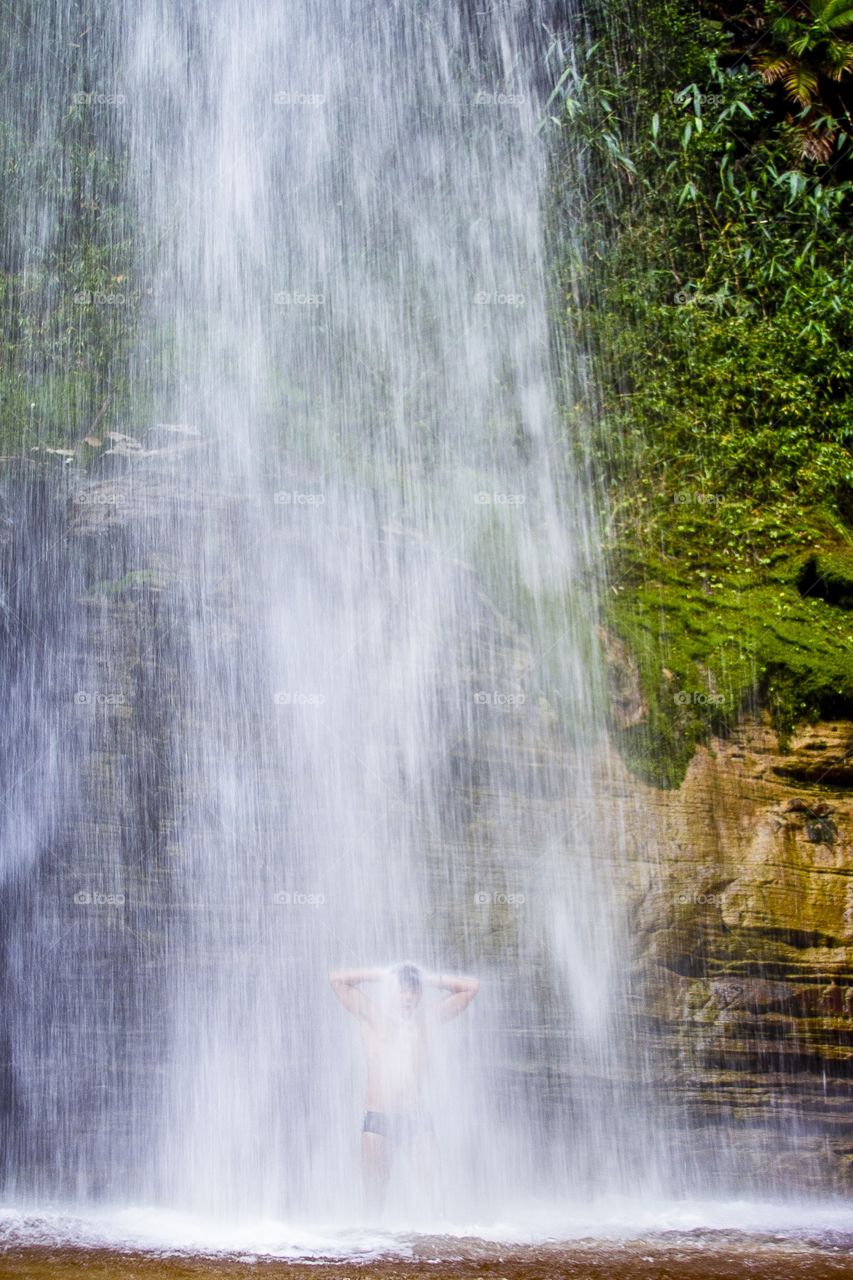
1,1233 -> 853,1280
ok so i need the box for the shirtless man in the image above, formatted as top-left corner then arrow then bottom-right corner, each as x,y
329,962 -> 479,1210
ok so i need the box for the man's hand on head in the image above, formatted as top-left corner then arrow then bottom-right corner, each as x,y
329,968 -> 386,1023
424,972 -> 481,1021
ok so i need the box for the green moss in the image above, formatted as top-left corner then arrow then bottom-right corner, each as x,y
605,496 -> 853,786
796,548 -> 853,610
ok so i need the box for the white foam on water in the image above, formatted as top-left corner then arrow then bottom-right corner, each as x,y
2,1196 -> 852,1259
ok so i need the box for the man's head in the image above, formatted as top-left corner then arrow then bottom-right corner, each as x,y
393,962 -> 422,1016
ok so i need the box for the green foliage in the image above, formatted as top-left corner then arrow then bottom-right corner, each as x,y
605,495 -> 853,784
753,0 -> 853,159
545,0 -> 853,784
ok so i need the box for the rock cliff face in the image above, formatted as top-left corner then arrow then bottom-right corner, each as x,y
607,715 -> 853,1191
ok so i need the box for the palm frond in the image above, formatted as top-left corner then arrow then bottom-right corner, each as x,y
754,52 -> 794,83
814,0 -> 853,31
789,32 -> 814,56
783,64 -> 820,103
796,121 -> 837,159
824,38 -> 853,75
771,16 -> 801,39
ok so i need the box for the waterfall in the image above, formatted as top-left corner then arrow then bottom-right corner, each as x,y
0,0 -> 652,1234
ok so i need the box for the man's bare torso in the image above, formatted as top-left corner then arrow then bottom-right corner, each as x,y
361,1011 -> 430,1111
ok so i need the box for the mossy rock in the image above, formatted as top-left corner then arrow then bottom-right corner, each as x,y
796,549 -> 853,610
605,514 -> 853,787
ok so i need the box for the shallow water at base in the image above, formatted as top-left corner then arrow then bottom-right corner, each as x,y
2,1198 -> 853,1260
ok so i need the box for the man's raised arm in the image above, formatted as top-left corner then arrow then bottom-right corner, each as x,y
427,972 -> 480,1022
329,967 -> 385,1022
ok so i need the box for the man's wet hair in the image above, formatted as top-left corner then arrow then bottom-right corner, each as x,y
394,962 -> 422,994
